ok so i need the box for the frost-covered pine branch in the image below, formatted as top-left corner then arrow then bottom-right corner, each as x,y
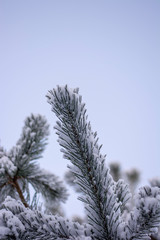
47,86 -> 130,239
64,162 -> 140,195
47,85 -> 160,240
0,196 -> 92,240
0,114 -> 67,209
127,186 -> 160,239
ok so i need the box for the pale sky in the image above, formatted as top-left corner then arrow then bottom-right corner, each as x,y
0,0 -> 160,218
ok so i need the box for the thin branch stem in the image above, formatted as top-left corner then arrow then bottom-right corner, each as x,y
7,175 -> 29,208
14,178 -> 29,208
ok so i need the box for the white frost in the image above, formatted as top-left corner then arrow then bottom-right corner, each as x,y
0,156 -> 17,177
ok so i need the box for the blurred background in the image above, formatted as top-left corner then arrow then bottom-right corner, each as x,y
0,0 -> 160,218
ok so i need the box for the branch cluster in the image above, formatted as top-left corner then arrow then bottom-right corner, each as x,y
0,114 -> 67,208
0,86 -> 160,240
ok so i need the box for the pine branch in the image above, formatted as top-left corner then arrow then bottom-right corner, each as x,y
9,114 -> 49,176
0,154 -> 29,206
114,179 -> 131,212
47,85 -> 130,240
26,168 -> 68,203
0,197 -> 93,240
0,114 -> 67,210
47,85 -> 160,240
127,186 -> 160,239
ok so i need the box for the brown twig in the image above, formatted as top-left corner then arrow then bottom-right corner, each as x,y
13,178 -> 29,208
6,175 -> 29,208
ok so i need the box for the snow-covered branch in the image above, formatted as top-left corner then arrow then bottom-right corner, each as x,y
47,85 -> 131,240
47,85 -> 160,240
127,186 -> 160,239
0,114 -> 67,209
0,197 -> 92,240
9,114 -> 49,176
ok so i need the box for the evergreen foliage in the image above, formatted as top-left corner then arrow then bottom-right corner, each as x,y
64,162 -> 140,194
46,85 -> 160,240
0,86 -> 160,240
0,196 -> 92,240
0,114 -> 67,208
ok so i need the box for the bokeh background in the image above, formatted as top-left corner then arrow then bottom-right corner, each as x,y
0,0 -> 160,218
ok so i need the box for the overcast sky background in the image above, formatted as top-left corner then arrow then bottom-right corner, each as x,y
0,0 -> 160,218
